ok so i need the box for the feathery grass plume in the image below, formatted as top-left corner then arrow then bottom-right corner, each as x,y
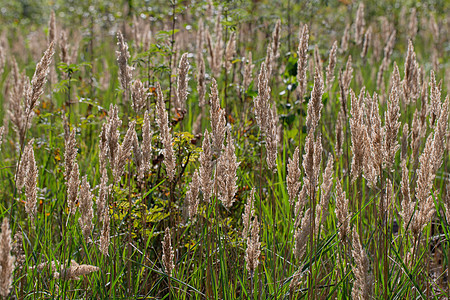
26,41 -> 55,117
139,110 -> 152,180
113,121 -> 136,182
58,30 -> 79,66
156,83 -> 176,181
0,126 -> 4,150
402,40 -> 420,104
67,162 -> 80,215
302,129 -> 315,192
408,8 -> 417,40
64,129 -> 77,180
383,64 -> 401,171
400,160 -> 414,229
335,179 -> 349,242
342,56 -> 353,97
216,130 -> 239,208
162,227 -> 175,276
206,13 -> 223,78
296,24 -> 309,101
361,26 -> 372,58
325,41 -> 338,90
78,175 -> 94,242
294,208 -> 311,260
48,10 -> 56,44
413,130 -> 441,235
55,260 -> 99,280
429,70 -> 442,125
340,23 -> 350,53
411,188 -> 435,238
199,130 -> 213,202
265,106 -> 278,172
313,45 -> 323,74
335,109 -> 344,157
116,31 -> 133,96
287,147 -> 302,206
306,68 -> 324,132
97,167 -> 110,224
224,32 -> 236,74
245,217 -> 261,277
430,95 -> 449,174
350,88 -> 367,182
242,188 -> 255,239
59,31 -> 69,64
401,123 -> 409,162
197,54 -> 206,107
186,170 -> 200,218
320,156 -> 334,206
176,53 -> 190,112
0,218 -> 15,297
254,62 -> 271,129
351,229 -> 372,300
131,80 -> 146,113
243,51 -> 254,92
270,20 -> 281,71
264,44 -> 273,79
11,232 -> 24,271
354,3 -> 365,45
294,185 -> 308,228
367,92 -> 383,171
99,208 -> 110,256
376,30 -> 396,90
209,78 -> 226,152
15,141 -> 31,190
105,104 -> 122,169
98,123 -> 109,171
411,110 -> 425,162
25,140 -> 38,223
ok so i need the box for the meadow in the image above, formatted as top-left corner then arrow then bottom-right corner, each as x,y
0,0 -> 449,298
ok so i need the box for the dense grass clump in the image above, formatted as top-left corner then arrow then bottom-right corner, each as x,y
0,0 -> 449,298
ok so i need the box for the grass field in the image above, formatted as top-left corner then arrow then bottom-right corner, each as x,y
0,0 -> 449,298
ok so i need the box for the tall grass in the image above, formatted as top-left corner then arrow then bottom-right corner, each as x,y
0,1 -> 449,299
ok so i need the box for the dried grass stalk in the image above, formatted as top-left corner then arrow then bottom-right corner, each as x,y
351,229 -> 372,299
116,31 -> 133,96
197,54 -> 206,107
156,83 -> 176,181
245,217 -> 261,277
216,130 -> 239,208
78,175 -> 94,242
186,170 -> 200,218
287,147 -> 302,206
210,78 -> 226,152
306,68 -> 324,132
162,228 -> 175,276
224,32 -> 236,74
326,41 -> 338,90
335,180 -> 349,242
0,218 -> 15,297
294,208 -> 311,260
54,260 -> 99,280
131,80 -> 147,113
242,188 -> 255,239
297,25 -> 309,101
383,64 -> 401,171
176,53 -> 190,112
199,130 -> 213,202
243,51 -> 254,92
354,3 -> 365,45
